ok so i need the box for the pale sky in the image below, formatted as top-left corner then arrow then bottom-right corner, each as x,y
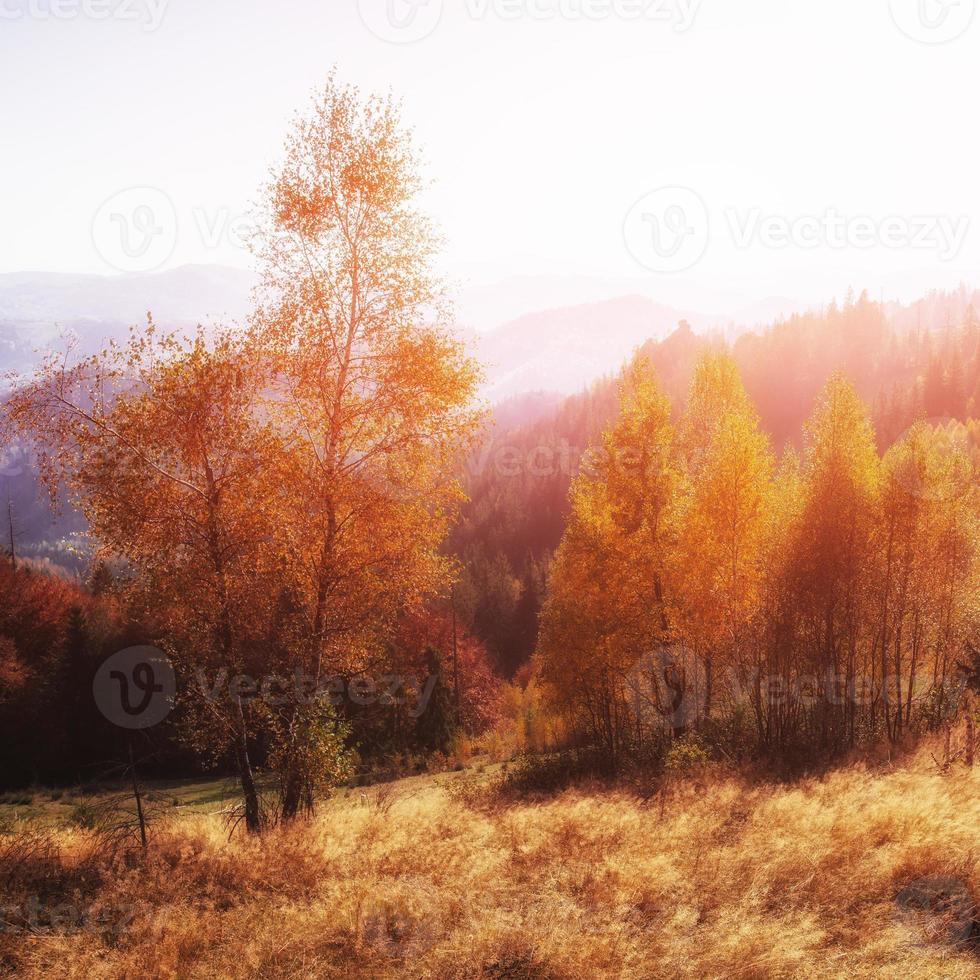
1,0 -> 978,314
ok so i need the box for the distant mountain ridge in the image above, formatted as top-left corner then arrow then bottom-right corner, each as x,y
3,270 -> 970,440
474,295 -> 706,401
11,264 -> 968,405
0,266 -> 705,400
0,265 -> 256,324
0,265 -> 258,391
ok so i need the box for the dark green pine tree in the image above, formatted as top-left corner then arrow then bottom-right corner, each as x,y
508,556 -> 544,677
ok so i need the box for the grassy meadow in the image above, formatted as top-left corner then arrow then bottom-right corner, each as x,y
3,742 -> 980,979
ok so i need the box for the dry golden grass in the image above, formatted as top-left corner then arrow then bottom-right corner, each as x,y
3,744 -> 980,979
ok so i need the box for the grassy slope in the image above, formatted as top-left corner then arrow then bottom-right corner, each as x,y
0,777 -> 249,830
0,765 -> 505,830
2,747 -> 980,978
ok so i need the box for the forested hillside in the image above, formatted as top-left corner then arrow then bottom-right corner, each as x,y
6,7 -> 980,976
454,289 -> 980,677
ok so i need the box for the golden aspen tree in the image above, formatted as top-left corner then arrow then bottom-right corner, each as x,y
877,423 -> 977,739
250,74 -> 483,816
679,349 -> 754,470
538,353 -> 679,765
784,375 -> 880,750
674,353 -> 774,720
751,449 -> 805,747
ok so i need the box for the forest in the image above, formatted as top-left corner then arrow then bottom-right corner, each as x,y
3,72 -> 980,979
4,73 -> 980,796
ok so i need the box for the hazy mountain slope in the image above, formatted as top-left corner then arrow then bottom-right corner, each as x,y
0,265 -> 256,324
0,265 -> 258,393
474,295 -> 696,401
0,265 -> 806,403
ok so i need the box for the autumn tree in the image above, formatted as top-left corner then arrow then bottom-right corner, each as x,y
538,360 -> 980,764
249,74 -> 482,817
3,327 -> 284,831
538,354 -> 679,766
397,607 -> 503,737
875,423 -> 978,739
674,352 -> 774,718
773,375 -> 880,750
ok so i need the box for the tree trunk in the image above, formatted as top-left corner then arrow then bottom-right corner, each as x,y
280,768 -> 303,822
129,739 -> 148,851
235,697 -> 262,833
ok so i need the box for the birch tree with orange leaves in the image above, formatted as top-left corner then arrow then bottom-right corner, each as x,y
874,423 -> 978,740
4,74 -> 483,823
3,325 -> 284,832
538,354 -> 980,764
250,74 -> 482,817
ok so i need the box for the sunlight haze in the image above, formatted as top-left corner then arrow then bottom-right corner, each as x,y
2,0 -> 978,314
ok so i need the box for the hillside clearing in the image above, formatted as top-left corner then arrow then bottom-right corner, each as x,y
3,747 -> 980,978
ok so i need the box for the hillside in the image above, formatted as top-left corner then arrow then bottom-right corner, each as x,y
7,284 -> 980,665
453,290 -> 980,676
474,296 -> 698,401
3,743 -> 980,978
6,13 -> 980,980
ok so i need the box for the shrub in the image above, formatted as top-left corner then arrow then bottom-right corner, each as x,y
664,733 -> 710,773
